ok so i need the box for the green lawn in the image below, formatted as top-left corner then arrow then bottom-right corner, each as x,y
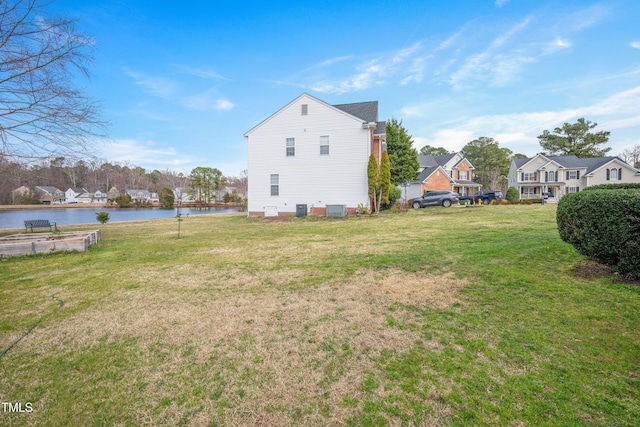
1,205 -> 638,426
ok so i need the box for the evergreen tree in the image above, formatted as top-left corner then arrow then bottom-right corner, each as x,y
537,118 -> 611,157
386,118 -> 419,185
379,151 -> 391,207
367,153 -> 379,214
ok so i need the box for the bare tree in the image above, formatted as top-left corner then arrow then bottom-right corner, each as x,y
0,0 -> 105,161
620,144 -> 640,169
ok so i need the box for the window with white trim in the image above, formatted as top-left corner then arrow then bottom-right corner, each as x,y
458,170 -> 468,180
320,135 -> 329,155
522,172 -> 537,181
286,138 -> 295,157
546,171 -> 557,182
270,174 -> 279,196
608,168 -> 618,180
567,170 -> 579,180
521,187 -> 537,196
567,186 -> 580,193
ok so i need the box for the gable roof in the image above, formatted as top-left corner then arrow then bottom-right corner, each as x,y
417,165 -> 454,183
244,93 -> 379,136
418,153 -> 458,168
515,155 -> 637,174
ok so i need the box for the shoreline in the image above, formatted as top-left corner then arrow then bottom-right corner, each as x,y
0,203 -> 241,211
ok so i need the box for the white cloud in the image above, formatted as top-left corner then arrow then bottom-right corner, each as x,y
175,65 -> 229,81
123,68 -> 180,99
99,138 -> 198,169
407,86 -> 640,157
182,89 -> 235,111
495,0 -> 511,7
631,41 -> 640,49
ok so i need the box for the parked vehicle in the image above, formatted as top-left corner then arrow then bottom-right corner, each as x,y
473,190 -> 504,205
411,190 -> 460,208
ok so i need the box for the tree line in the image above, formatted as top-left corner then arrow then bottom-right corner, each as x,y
0,155 -> 247,205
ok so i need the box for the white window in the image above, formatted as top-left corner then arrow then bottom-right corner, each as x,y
270,174 -> 279,196
608,168 -> 618,180
521,187 -> 537,196
458,170 -> 468,180
546,171 -> 557,182
567,186 -> 580,193
567,170 -> 579,180
320,135 -> 329,155
522,172 -> 537,181
286,138 -> 295,157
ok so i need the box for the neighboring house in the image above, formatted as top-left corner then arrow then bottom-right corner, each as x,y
89,189 -> 108,204
65,187 -> 88,204
66,188 -> 107,204
126,189 -> 159,204
508,154 -> 640,201
401,153 -> 481,200
34,186 -> 65,204
244,93 -> 386,217
12,186 -> 65,204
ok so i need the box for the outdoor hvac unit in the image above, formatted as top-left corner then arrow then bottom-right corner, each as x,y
325,204 -> 347,217
296,204 -> 307,218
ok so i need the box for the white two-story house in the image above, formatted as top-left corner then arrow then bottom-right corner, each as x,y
244,93 -> 386,217
509,154 -> 640,201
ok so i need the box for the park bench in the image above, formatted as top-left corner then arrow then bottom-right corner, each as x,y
24,220 -> 57,233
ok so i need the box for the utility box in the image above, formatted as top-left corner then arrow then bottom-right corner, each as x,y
296,204 -> 307,217
326,204 -> 347,217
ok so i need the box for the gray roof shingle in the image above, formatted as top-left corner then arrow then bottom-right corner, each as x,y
333,101 -> 378,123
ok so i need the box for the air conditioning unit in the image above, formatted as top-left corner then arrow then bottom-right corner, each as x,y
325,204 -> 346,217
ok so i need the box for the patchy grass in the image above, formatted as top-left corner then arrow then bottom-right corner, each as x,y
0,205 -> 639,425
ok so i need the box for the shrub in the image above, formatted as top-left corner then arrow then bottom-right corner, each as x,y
583,183 -> 640,191
115,194 -> 131,208
95,211 -> 110,224
391,200 -> 409,213
383,186 -> 402,210
506,186 -> 520,202
159,187 -> 175,209
556,189 -> 640,277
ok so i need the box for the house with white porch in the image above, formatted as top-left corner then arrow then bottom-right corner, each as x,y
244,93 -> 386,217
126,189 -> 159,204
508,154 -> 640,201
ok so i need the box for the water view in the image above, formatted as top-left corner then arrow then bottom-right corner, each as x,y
0,207 -> 241,230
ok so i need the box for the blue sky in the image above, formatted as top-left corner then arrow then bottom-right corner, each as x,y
54,0 -> 640,176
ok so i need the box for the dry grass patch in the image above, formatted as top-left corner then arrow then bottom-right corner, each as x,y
14,267 -> 465,424
353,268 -> 468,309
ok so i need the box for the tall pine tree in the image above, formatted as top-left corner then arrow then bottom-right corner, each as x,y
386,118 -> 419,186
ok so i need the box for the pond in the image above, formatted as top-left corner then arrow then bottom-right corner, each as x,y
0,207 -> 241,230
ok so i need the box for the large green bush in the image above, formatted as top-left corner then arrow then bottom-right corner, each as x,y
556,189 -> 640,277
505,186 -> 520,202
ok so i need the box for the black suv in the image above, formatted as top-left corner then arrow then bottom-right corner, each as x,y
473,190 -> 504,205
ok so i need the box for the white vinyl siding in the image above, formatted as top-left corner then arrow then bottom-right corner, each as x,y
246,94 -> 371,214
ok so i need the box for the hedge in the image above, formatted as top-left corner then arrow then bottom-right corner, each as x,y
582,183 -> 640,191
556,189 -> 640,278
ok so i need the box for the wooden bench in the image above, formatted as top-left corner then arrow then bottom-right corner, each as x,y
24,220 -> 57,232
